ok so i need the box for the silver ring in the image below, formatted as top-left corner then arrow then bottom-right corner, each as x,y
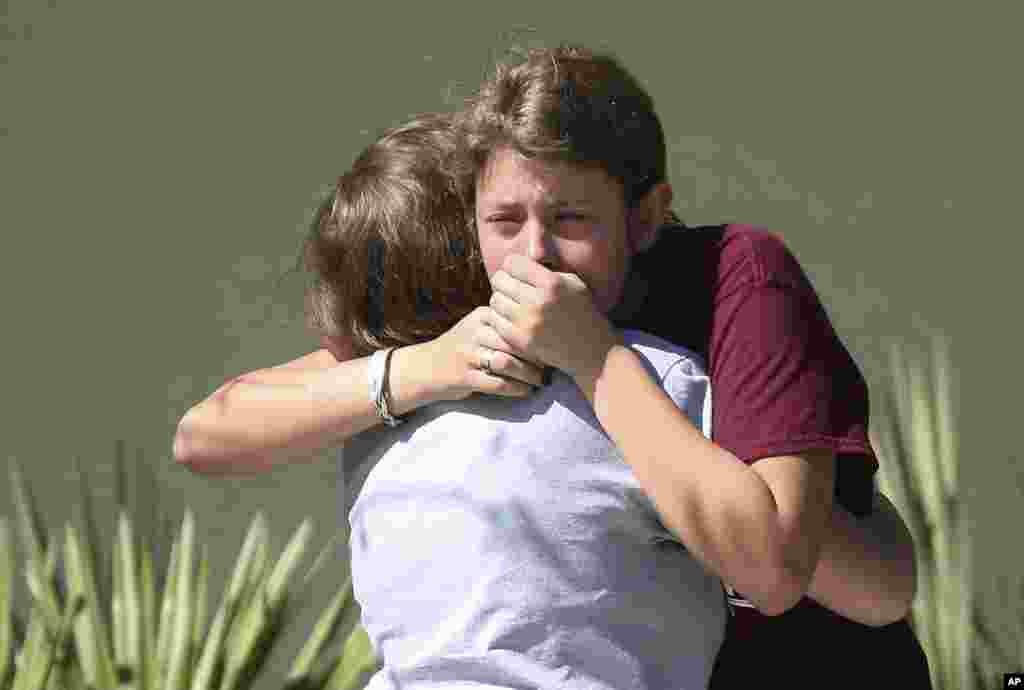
481,349 -> 494,375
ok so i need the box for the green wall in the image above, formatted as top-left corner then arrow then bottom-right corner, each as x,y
3,2 -> 1021,686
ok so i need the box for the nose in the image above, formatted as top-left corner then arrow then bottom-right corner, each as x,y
524,217 -> 558,270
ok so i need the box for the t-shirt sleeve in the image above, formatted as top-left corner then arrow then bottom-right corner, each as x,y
709,232 -> 878,514
663,356 -> 713,442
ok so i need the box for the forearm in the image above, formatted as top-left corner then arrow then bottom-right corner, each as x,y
174,344 -> 441,476
806,492 -> 917,625
576,345 -> 800,616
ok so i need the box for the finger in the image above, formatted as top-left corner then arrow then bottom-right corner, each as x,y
475,321 -> 545,373
502,254 -> 552,290
492,267 -> 542,305
481,347 -> 546,389
488,290 -> 520,325
468,364 -> 537,398
483,305 -> 524,354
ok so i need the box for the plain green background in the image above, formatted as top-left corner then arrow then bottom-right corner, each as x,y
3,1 -> 1021,686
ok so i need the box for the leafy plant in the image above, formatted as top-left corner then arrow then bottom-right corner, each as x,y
0,450 -> 382,690
871,335 -> 1021,689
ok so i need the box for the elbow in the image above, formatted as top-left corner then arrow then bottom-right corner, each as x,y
752,562 -> 811,617
863,531 -> 919,627
173,413 -> 206,472
873,600 -> 913,628
173,411 -> 221,475
871,555 -> 918,627
747,538 -> 816,617
173,411 -> 195,465
854,590 -> 914,628
172,411 -> 271,479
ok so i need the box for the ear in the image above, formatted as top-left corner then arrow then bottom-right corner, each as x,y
627,182 -> 673,255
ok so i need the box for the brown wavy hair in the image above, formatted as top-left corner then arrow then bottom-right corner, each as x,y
450,43 -> 675,216
297,113 -> 492,357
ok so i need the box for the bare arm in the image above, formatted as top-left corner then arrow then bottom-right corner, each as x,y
806,490 -> 917,626
573,342 -> 834,617
173,308 -> 546,477
172,341 -> 444,477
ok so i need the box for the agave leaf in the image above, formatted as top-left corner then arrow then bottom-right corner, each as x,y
219,522 -> 275,690
22,545 -> 84,690
287,576 -> 353,684
24,553 -> 61,649
139,530 -> 159,690
245,516 -> 269,597
188,586 -> 240,690
895,349 -> 941,527
281,531 -> 347,632
56,595 -> 86,662
117,510 -> 144,687
66,481 -> 115,681
221,516 -> 266,667
264,519 -> 314,614
876,336 -> 973,690
48,613 -> 89,690
0,519 -> 14,688
194,542 -> 209,662
10,611 -> 46,690
8,612 -> 25,671
324,622 -> 380,690
70,452 -> 112,652
226,515 -> 266,611
930,336 -> 957,496
228,517 -> 270,650
113,533 -> 124,669
291,656 -> 335,690
156,533 -> 181,687
219,585 -> 270,690
10,603 -> 56,690
64,523 -> 118,689
113,441 -> 129,533
7,459 -> 48,586
190,516 -> 263,690
112,594 -> 124,676
922,340 -> 968,690
165,509 -> 196,690
300,532 -> 344,593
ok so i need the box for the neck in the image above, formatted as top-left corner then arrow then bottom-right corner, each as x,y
608,271 -> 650,324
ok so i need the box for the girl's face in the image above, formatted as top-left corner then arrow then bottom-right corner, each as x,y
474,147 -> 650,315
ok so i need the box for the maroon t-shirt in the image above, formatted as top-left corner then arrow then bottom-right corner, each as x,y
613,222 -> 932,687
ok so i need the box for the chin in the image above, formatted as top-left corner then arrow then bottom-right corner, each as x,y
594,293 -> 617,316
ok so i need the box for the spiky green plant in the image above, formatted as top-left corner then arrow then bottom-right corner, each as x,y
0,450 -> 382,690
872,335 -> 1021,689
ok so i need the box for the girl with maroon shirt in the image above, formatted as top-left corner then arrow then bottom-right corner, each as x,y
614,221 -> 933,687
176,45 -> 932,687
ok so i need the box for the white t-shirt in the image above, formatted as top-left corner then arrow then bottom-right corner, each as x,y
340,330 -> 726,690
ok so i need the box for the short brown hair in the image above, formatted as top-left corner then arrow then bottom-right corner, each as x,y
451,44 -> 668,211
298,114 -> 491,356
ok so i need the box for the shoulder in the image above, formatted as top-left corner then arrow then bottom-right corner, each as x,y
716,224 -> 817,298
620,329 -> 707,374
642,222 -> 817,301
